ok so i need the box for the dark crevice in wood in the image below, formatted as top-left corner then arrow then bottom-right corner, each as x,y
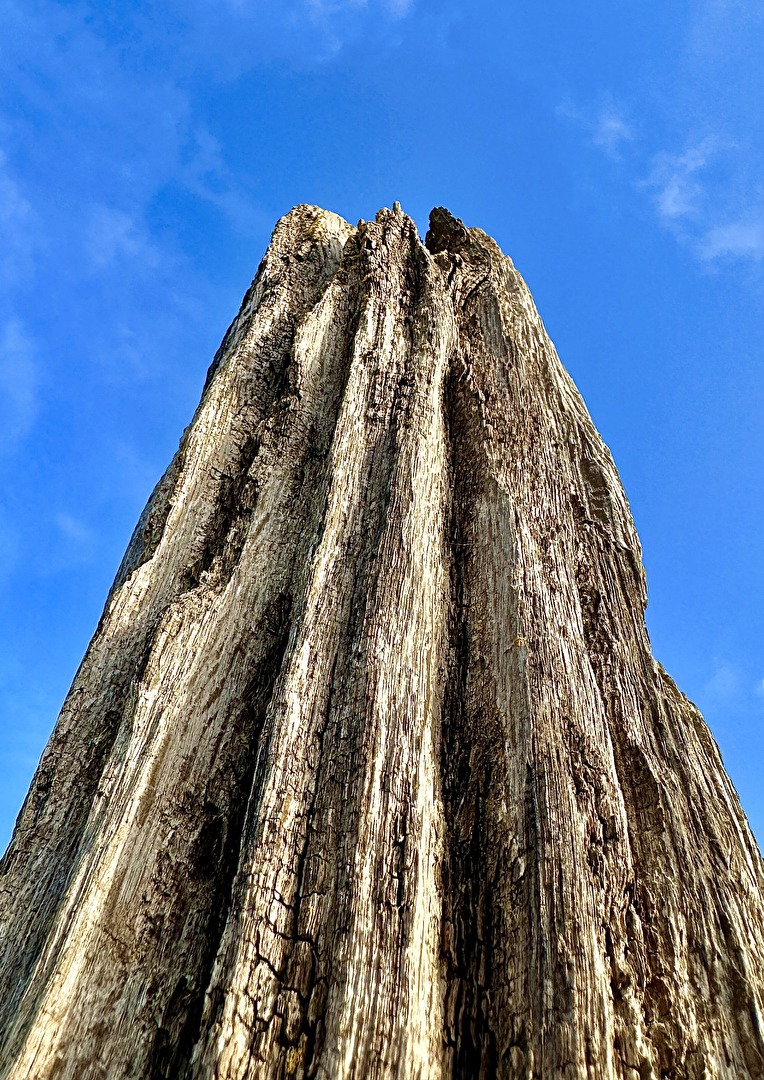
111,447 -> 188,596
148,591 -> 295,1080
182,431 -> 262,592
440,367 -> 499,1080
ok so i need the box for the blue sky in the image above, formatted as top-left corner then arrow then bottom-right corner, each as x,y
1,0 -> 762,851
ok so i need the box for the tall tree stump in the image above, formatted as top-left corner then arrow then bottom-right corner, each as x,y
1,204 -> 762,1079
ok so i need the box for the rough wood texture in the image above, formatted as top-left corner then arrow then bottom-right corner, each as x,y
1,204 -> 763,1080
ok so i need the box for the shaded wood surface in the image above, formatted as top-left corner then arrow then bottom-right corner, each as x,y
1,203 -> 763,1079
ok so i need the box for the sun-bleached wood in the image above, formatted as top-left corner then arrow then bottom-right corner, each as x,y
1,204 -> 763,1079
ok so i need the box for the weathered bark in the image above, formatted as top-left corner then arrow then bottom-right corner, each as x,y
1,203 -> 762,1080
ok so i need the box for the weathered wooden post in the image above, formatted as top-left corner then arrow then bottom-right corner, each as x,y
1,204 -> 762,1079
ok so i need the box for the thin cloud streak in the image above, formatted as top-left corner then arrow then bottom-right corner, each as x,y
562,107 -> 764,268
181,129 -> 272,239
592,110 -> 633,159
703,660 -> 741,703
384,0 -> 414,17
55,513 -> 93,547
0,151 -> 39,285
556,0 -> 764,270
0,319 -> 38,452
85,206 -> 162,271
557,101 -> 633,160
700,218 -> 764,261
646,141 -> 717,223
223,0 -> 414,30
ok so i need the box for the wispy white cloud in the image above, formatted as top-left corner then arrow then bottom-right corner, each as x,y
704,660 -> 742,703
231,0 -> 413,15
180,128 -> 271,238
686,0 -> 764,76
557,100 -> 633,160
645,0 -> 763,266
563,106 -> 764,267
383,0 -> 413,17
557,0 -> 764,271
54,512 -> 92,546
305,0 -> 366,14
702,661 -> 764,708
0,151 -> 39,284
222,0 -> 414,28
279,0 -> 416,56
0,319 -> 38,452
645,141 -> 717,222
0,513 -> 20,592
643,139 -> 764,264
700,217 -> 764,261
592,110 -> 633,159
85,206 -> 162,270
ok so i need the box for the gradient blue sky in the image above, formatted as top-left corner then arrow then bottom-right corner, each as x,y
1,0 -> 762,852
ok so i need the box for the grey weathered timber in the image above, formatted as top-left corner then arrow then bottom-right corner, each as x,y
1,203 -> 763,1080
